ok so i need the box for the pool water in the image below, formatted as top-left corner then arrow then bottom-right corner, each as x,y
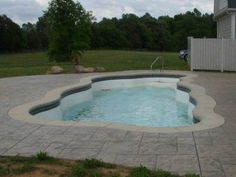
63,86 -> 195,127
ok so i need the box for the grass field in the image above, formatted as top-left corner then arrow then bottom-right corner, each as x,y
0,50 -> 189,78
0,153 -> 199,177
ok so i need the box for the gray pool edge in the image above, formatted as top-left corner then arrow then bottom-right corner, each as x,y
8,72 -> 225,133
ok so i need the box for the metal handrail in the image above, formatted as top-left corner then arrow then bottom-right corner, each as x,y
150,56 -> 164,72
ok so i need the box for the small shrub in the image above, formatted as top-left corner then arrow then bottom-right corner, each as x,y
128,166 -> 152,177
83,159 -> 114,169
152,169 -> 173,177
34,151 -> 53,162
185,174 -> 200,177
0,165 -> 10,176
72,164 -> 87,177
89,171 -> 103,177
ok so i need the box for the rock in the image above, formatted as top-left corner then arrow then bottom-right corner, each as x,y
75,65 -> 86,73
75,65 -> 95,73
96,67 -> 105,72
84,67 -> 96,73
48,66 -> 64,74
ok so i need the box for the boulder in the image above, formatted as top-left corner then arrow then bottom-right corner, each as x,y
48,66 -> 64,74
75,65 -> 95,73
75,65 -> 86,73
85,67 -> 96,73
96,67 -> 105,72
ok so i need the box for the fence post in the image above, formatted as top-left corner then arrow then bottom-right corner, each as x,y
221,38 -> 224,72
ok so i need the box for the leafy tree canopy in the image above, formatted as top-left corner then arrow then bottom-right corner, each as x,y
46,0 -> 93,62
0,15 -> 23,52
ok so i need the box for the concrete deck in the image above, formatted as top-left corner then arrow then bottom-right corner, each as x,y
0,71 -> 236,177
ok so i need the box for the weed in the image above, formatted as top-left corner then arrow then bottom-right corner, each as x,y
89,171 -> 103,177
184,174 -> 200,177
72,164 -> 87,177
34,151 -> 54,162
0,165 -> 10,176
83,159 -> 114,169
152,169 -> 174,177
128,166 -> 152,177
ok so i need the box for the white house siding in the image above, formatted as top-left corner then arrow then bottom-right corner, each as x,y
214,0 -> 228,15
217,14 -> 232,38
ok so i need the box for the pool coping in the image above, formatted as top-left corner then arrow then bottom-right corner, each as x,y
8,72 -> 225,133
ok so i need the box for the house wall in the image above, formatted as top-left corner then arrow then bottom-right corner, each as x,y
214,0 -> 236,39
214,0 -> 220,14
217,14 -> 232,38
214,0 -> 228,15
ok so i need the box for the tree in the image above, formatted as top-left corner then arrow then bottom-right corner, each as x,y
89,9 -> 216,51
46,0 -> 93,62
91,18 -> 128,49
36,14 -> 50,50
0,15 -> 23,52
22,23 -> 41,50
0,8 -> 217,54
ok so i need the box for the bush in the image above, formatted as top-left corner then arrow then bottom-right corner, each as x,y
128,167 -> 188,177
83,159 -> 114,169
72,164 -> 87,177
89,172 -> 103,177
152,169 -> 174,177
0,165 -> 10,176
128,166 -> 152,177
34,151 -> 53,162
185,175 -> 200,177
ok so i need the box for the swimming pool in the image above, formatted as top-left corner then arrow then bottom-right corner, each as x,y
9,72 -> 225,133
35,77 -> 196,128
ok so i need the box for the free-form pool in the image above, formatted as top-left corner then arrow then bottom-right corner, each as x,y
36,77 -> 196,128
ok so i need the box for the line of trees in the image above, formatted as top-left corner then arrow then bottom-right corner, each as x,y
0,7 -> 216,53
0,15 -> 49,52
91,9 -> 216,51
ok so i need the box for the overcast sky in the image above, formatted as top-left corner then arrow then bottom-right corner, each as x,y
0,0 -> 214,25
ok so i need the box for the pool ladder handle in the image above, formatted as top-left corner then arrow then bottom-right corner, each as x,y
150,56 -> 164,72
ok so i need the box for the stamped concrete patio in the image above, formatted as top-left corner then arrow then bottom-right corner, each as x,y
0,71 -> 236,177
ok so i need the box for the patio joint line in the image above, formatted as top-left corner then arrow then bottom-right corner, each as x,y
192,132 -> 203,177
123,131 -> 129,141
89,127 -> 102,140
95,140 -> 107,160
137,132 -> 144,155
2,124 -> 43,155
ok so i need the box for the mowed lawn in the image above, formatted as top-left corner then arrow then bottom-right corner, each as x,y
0,50 -> 189,78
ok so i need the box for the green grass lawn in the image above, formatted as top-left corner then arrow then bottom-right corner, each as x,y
0,50 -> 189,78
